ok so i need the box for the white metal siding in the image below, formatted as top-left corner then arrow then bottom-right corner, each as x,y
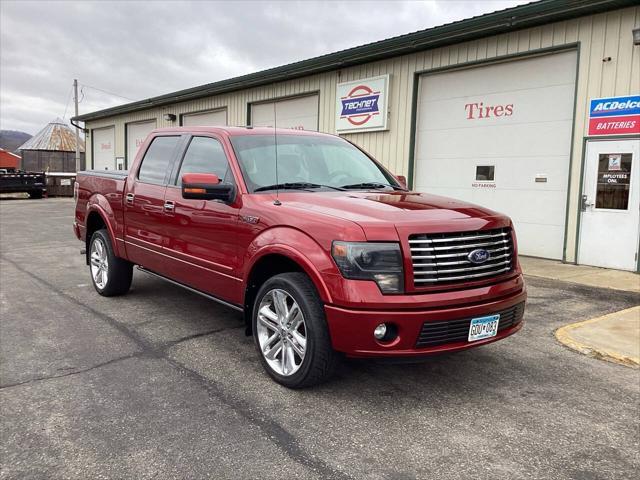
83,6 -> 639,261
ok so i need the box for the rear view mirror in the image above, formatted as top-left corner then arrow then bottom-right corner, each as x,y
396,175 -> 407,189
181,173 -> 235,202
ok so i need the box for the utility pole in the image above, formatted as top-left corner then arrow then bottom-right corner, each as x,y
73,79 -> 81,172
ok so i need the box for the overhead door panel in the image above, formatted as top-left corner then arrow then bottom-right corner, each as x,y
251,95 -> 319,131
92,127 -> 115,171
414,50 -> 577,259
126,120 -> 156,167
182,109 -> 227,126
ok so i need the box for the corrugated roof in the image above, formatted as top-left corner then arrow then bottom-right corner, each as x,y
18,119 -> 85,152
74,0 -> 636,123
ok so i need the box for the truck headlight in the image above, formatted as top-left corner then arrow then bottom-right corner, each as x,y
331,241 -> 404,293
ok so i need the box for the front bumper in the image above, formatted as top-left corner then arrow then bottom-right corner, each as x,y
324,277 -> 526,357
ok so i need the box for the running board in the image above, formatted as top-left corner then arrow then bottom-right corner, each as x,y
136,266 -> 244,312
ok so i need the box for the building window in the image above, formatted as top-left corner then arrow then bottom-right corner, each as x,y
476,165 -> 495,181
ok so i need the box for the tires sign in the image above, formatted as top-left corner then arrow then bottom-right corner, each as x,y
336,75 -> 389,134
588,95 -> 640,136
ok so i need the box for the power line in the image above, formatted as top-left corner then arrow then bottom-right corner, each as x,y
61,84 -> 74,120
80,83 -> 135,102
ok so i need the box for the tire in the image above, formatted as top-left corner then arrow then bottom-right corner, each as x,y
252,272 -> 340,388
28,190 -> 43,199
88,229 -> 133,296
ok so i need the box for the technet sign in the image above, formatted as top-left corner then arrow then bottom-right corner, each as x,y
588,95 -> 640,136
336,75 -> 389,133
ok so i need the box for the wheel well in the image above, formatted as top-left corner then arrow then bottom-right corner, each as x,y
243,254 -> 304,335
85,212 -> 106,264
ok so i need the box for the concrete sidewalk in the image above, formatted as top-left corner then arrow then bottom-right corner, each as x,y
555,306 -> 640,368
519,257 -> 640,368
520,256 -> 640,293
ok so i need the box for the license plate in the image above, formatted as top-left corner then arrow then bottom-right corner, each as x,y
468,314 -> 500,342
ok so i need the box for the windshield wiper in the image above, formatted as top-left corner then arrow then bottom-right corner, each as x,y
339,182 -> 407,191
254,182 -> 346,192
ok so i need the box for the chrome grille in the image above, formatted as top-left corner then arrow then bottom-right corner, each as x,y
409,228 -> 513,286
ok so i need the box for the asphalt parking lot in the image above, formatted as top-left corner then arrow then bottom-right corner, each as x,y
1,197 -> 639,480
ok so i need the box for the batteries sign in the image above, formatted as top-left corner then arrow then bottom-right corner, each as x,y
588,95 -> 640,136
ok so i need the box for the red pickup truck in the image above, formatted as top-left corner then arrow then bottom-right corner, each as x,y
74,127 -> 526,388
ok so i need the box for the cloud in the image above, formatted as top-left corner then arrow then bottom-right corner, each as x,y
0,0 -> 528,134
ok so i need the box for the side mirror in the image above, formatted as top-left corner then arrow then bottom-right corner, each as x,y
181,173 -> 235,202
396,175 -> 408,189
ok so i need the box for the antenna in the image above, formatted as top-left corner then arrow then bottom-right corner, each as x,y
273,101 -> 281,206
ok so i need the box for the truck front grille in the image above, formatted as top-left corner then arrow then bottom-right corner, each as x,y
416,302 -> 525,348
409,227 -> 513,286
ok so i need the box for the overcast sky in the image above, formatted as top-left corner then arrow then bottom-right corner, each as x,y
1,0 -> 528,134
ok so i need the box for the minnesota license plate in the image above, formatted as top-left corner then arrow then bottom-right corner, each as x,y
468,314 -> 500,342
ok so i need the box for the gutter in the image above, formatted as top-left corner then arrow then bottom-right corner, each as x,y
73,0 -> 637,122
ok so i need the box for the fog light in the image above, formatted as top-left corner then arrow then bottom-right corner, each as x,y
374,323 -> 387,340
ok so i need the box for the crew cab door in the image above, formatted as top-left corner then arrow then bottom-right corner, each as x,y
123,134 -> 183,274
162,135 -> 243,304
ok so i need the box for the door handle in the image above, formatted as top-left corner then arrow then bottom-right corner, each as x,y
581,194 -> 594,211
164,200 -> 175,212
125,193 -> 135,205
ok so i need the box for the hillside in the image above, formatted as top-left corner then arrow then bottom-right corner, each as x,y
0,130 -> 32,154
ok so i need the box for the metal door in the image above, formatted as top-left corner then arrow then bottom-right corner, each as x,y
578,138 -> 640,271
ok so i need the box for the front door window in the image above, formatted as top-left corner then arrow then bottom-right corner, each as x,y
596,153 -> 632,210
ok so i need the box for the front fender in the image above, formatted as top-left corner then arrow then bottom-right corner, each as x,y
243,227 -> 337,304
86,193 -> 123,258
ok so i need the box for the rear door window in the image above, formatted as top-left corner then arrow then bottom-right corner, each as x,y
137,136 -> 180,185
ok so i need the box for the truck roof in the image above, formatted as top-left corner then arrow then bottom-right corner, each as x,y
148,126 -> 332,138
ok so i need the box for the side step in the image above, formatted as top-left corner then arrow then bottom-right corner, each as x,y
136,266 -> 244,312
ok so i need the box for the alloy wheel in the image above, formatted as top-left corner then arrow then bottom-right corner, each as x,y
90,237 -> 109,289
256,288 -> 307,376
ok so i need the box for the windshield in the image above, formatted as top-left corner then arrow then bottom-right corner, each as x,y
230,134 -> 399,193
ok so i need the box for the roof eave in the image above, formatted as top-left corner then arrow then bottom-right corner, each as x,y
74,0 -> 635,123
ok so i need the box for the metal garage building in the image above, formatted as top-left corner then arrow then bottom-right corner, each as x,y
74,0 -> 640,271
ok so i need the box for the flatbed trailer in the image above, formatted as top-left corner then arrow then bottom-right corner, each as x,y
0,171 -> 46,198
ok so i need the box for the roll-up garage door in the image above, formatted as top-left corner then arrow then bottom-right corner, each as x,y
413,50 -> 577,259
182,109 -> 227,127
92,126 -> 115,171
127,120 -> 157,166
251,95 -> 319,131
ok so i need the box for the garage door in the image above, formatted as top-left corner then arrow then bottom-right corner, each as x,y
127,120 -> 157,167
182,109 -> 227,127
92,126 -> 115,171
413,50 -> 577,259
251,95 -> 319,131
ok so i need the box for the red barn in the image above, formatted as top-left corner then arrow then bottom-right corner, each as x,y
0,148 -> 21,171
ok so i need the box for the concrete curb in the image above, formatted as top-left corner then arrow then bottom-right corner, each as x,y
555,306 -> 640,368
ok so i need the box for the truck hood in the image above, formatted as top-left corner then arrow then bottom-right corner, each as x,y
275,190 -> 508,240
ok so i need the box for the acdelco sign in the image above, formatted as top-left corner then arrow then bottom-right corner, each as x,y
588,95 -> 640,136
336,75 -> 389,133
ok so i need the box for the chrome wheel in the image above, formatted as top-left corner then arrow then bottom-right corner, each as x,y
90,237 -> 109,290
256,289 -> 307,376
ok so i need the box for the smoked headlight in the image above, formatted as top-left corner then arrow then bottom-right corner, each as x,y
331,241 -> 404,293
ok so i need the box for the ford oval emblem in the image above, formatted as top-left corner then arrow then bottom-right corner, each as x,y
468,249 -> 490,264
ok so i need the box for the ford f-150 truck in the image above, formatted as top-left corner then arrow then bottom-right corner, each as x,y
74,127 -> 526,388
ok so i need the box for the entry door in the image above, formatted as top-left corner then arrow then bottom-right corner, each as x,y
578,138 -> 640,271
